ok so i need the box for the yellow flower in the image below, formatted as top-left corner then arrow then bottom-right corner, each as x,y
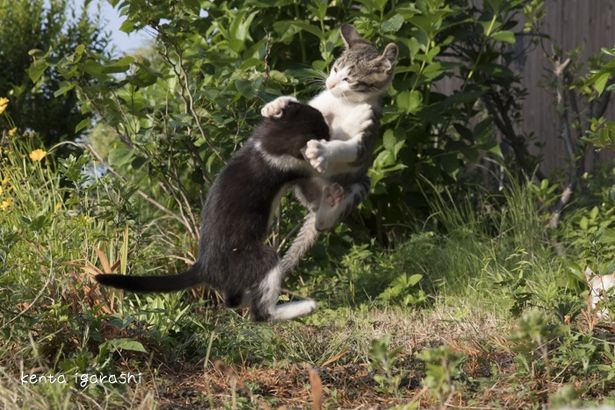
54,202 -> 62,211
1,175 -> 8,185
29,149 -> 47,161
7,128 -> 16,137
0,97 -> 8,115
0,198 -> 12,211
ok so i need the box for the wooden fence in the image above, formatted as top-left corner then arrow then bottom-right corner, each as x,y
519,0 -> 615,173
438,0 -> 615,174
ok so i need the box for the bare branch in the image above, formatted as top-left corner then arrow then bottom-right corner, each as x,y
548,56 -> 576,228
85,144 -> 192,232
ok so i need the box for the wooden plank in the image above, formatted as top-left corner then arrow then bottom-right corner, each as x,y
434,0 -> 615,173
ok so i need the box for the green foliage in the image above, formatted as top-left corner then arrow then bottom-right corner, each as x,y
559,167 -> 615,276
369,336 -> 404,395
0,0 -> 109,145
34,0 -> 546,242
509,309 -> 563,377
2,1 -> 615,408
377,273 -> 426,307
1,125 -> 615,407
419,346 -> 466,405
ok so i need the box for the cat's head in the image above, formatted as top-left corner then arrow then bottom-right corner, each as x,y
259,102 -> 330,159
325,24 -> 398,103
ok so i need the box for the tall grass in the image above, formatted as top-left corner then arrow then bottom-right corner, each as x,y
2,132 -> 612,407
386,176 -> 560,316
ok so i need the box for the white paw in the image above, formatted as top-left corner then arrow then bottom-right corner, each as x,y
261,96 -> 298,118
306,299 -> 317,314
354,103 -> 374,132
304,139 -> 329,173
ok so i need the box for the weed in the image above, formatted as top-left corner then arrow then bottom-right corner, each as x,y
418,346 -> 466,406
369,337 -> 404,396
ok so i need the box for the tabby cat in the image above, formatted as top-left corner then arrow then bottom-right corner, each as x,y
261,24 -> 398,278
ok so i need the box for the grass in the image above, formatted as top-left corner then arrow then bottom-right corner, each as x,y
1,136 -> 615,409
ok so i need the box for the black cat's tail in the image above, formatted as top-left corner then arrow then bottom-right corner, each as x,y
95,263 -> 203,292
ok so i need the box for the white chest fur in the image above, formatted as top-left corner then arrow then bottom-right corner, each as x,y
308,90 -> 376,142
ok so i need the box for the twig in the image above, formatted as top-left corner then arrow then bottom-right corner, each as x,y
1,271 -> 53,330
549,184 -> 573,229
549,56 -> 576,228
85,144 -> 191,232
155,25 -> 223,165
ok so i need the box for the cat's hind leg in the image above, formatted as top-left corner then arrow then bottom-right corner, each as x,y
315,176 -> 370,231
250,264 -> 316,322
271,299 -> 317,321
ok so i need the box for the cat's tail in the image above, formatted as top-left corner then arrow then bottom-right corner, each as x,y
95,263 -> 203,292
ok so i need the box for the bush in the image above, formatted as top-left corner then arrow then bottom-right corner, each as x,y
34,0 -> 549,243
0,0 -> 109,145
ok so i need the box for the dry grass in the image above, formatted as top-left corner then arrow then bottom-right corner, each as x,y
108,305 -> 517,409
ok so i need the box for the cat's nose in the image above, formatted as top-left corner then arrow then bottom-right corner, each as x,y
326,79 -> 337,89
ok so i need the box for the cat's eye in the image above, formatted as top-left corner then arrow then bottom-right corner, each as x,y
333,67 -> 338,73
342,77 -> 349,82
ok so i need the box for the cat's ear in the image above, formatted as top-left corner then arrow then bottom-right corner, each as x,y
380,43 -> 399,72
340,24 -> 365,49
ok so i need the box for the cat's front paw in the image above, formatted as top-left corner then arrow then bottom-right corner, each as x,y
261,96 -> 298,118
355,103 -> 374,132
304,139 -> 330,173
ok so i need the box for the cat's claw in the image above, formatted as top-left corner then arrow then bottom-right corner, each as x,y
304,139 -> 329,173
323,183 -> 344,207
261,96 -> 298,118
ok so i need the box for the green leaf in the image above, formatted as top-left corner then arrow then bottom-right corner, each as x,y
108,145 -> 135,167
396,90 -> 423,114
74,44 -> 86,57
485,0 -> 504,12
593,72 -> 610,95
54,82 -> 75,97
383,129 -> 396,150
374,150 -> 395,168
406,37 -> 421,59
488,143 -> 504,159
119,19 -> 135,33
590,206 -> 599,220
409,15 -> 440,35
382,15 -> 404,33
83,60 -> 105,79
74,118 -> 90,133
28,59 -> 48,84
230,10 -> 258,42
131,155 -> 147,169
103,56 -> 134,74
273,21 -> 323,40
103,338 -> 147,353
580,216 -> 589,231
491,31 -> 516,44
406,274 -> 423,286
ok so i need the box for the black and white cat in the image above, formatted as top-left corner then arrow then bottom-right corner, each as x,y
262,24 -> 398,279
95,102 -> 329,321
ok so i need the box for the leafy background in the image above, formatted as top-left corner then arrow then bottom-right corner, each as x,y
0,0 -> 614,408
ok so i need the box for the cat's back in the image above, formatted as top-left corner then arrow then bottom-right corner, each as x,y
201,103 -> 329,248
